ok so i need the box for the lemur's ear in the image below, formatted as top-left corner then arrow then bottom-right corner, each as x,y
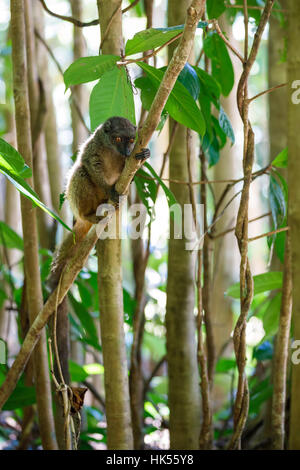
103,119 -> 112,133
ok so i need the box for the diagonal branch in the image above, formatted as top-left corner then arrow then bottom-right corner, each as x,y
0,0 -> 206,410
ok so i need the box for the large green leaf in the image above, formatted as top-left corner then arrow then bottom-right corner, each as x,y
0,139 -> 72,232
0,221 -> 23,250
125,23 -> 207,56
64,55 -> 120,88
206,0 -> 226,19
89,66 -> 136,131
137,63 -> 206,135
203,31 -> 234,96
125,27 -> 182,56
226,271 -> 283,299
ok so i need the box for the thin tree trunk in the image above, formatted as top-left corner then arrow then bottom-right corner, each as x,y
10,0 -> 57,450
271,232 -> 292,449
288,0 -> 300,450
211,15 -> 242,410
129,0 -> 154,450
70,0 -> 89,153
96,0 -> 133,450
24,0 -> 53,249
264,1 -> 288,440
33,0 -> 69,228
165,0 -> 201,450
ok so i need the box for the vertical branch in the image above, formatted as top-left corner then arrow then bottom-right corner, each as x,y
10,0 -> 57,450
96,0 -> 133,450
230,0 -> 275,449
24,0 -> 53,249
70,0 -> 89,152
287,0 -> 300,451
129,0 -> 154,450
271,233 -> 292,449
200,151 -> 216,384
186,130 -> 212,450
165,0 -> 203,450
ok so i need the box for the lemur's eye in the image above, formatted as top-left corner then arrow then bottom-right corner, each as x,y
115,137 -> 122,143
129,138 -> 135,143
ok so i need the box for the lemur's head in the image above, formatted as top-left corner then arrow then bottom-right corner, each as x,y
101,116 -> 137,157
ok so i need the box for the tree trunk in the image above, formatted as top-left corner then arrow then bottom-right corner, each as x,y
10,0 -> 57,450
33,0 -> 69,228
70,0 -> 89,154
165,0 -> 201,450
24,0 -> 53,249
96,0 -> 133,450
288,0 -> 300,450
211,15 -> 242,410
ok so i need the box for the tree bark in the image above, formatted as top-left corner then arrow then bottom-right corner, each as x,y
165,0 -> 201,450
211,15 -> 242,409
70,0 -> 89,153
271,233 -> 292,449
33,0 -> 69,226
10,0 -> 57,450
96,0 -> 133,450
24,0 -> 53,249
288,0 -> 300,450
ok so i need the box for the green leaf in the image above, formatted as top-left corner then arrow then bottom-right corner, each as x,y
249,379 -> 273,415
89,66 -> 136,131
212,115 -> 227,148
226,271 -> 283,299
125,23 -> 208,56
137,63 -> 206,135
69,295 -> 99,349
215,358 -> 236,373
274,229 -> 286,264
206,0 -> 226,19
253,341 -> 274,361
272,147 -> 288,168
269,173 -> 287,229
144,161 -> 177,208
194,66 -> 221,104
69,360 -> 89,382
59,192 -> 66,210
0,137 -> 31,178
123,288 -> 136,325
83,363 -> 104,375
219,106 -> 235,144
202,129 -> 220,167
177,63 -> 200,100
203,31 -> 234,96
0,139 -> 72,233
125,27 -> 182,56
263,292 -> 281,339
134,168 -> 157,219
0,221 -> 23,250
3,385 -> 36,410
64,55 -> 120,88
